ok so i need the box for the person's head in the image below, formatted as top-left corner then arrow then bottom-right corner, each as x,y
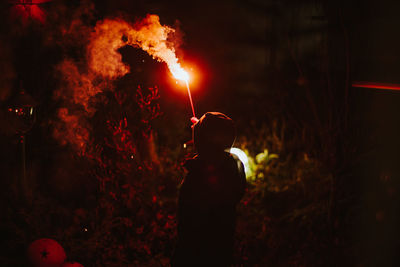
193,112 -> 236,155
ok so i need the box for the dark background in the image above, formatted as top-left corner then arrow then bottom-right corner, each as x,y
1,0 -> 400,266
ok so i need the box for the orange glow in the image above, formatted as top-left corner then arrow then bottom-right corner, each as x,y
169,65 -> 199,89
170,64 -> 189,83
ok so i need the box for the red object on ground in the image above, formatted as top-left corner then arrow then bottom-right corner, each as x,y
27,238 -> 66,267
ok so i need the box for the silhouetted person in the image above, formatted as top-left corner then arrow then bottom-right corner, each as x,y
171,112 -> 246,266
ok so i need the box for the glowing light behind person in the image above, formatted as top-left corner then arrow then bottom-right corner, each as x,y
229,148 -> 250,177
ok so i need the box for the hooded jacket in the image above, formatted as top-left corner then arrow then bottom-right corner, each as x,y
172,152 -> 246,266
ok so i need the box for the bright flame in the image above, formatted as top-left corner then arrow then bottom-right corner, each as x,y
170,64 -> 189,83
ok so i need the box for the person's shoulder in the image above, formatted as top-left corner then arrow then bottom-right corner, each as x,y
226,152 -> 246,177
225,152 -> 241,166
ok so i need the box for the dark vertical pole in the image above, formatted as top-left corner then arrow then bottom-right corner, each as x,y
21,134 -> 27,200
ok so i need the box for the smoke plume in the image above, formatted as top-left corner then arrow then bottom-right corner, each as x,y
53,13 -> 183,154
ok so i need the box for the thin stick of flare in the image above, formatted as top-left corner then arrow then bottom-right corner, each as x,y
170,65 -> 196,118
185,80 -> 196,118
352,81 -> 400,91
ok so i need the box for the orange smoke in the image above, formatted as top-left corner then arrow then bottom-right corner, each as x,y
53,108 -> 90,152
54,14 -> 185,153
88,18 -> 131,79
89,14 -> 188,81
55,60 -> 104,115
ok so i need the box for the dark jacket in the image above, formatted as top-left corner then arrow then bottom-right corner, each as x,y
172,152 -> 246,266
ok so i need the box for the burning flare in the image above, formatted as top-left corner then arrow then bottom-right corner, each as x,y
54,14 -> 191,153
170,64 -> 189,83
